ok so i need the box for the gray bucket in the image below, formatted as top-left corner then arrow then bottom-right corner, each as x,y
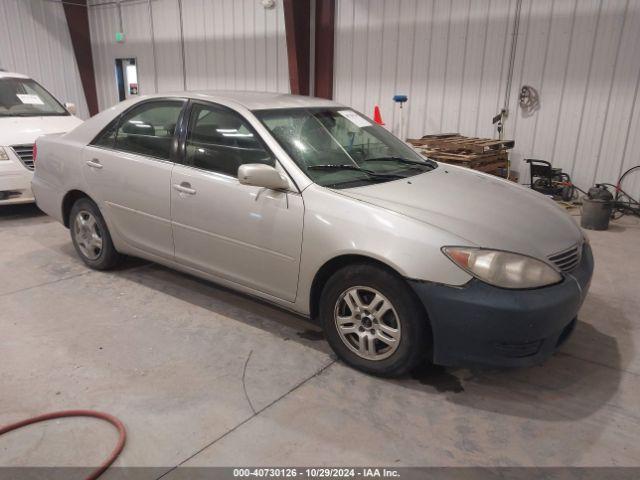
581,197 -> 612,230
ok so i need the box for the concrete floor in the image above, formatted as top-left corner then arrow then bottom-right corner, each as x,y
1,203 -> 639,474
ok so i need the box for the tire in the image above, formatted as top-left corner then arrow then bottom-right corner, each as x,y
69,197 -> 123,270
319,263 -> 430,377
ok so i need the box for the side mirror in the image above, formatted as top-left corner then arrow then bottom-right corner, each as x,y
238,164 -> 290,190
65,102 -> 77,115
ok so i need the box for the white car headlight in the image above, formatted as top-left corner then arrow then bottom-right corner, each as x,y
0,147 -> 10,161
442,247 -> 563,289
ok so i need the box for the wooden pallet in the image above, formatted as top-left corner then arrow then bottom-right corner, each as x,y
417,149 -> 507,164
409,134 -> 515,154
407,133 -> 514,178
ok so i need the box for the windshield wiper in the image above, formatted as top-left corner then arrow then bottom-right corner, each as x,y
0,113 -> 49,117
12,112 -> 66,117
307,164 -> 405,179
365,156 -> 435,168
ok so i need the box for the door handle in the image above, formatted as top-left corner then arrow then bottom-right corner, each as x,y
86,159 -> 103,169
172,182 -> 196,195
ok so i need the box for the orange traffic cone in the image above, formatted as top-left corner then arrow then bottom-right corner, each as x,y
373,104 -> 385,125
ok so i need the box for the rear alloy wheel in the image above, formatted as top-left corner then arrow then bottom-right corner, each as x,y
73,210 -> 103,260
320,264 -> 430,377
70,198 -> 123,270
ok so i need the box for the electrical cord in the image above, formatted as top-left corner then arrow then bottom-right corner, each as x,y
602,164 -> 640,218
598,182 -> 640,205
519,85 -> 540,116
0,410 -> 126,480
615,165 -> 640,204
555,165 -> 640,219
617,165 -> 640,186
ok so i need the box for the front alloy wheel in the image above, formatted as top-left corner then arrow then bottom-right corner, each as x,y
334,287 -> 401,360
319,263 -> 430,377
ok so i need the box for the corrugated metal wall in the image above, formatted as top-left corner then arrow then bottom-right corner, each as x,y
88,0 -> 290,112
335,0 -> 640,197
0,0 -> 90,119
89,0 -> 157,110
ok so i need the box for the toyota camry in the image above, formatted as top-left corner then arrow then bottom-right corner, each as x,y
32,92 -> 593,376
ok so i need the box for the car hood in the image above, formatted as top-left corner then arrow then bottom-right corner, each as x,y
337,164 -> 583,260
0,115 -> 83,145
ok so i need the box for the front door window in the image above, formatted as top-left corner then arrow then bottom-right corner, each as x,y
185,103 -> 274,177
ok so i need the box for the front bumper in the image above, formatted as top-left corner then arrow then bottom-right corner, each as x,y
0,150 -> 34,205
409,244 -> 594,367
0,172 -> 34,205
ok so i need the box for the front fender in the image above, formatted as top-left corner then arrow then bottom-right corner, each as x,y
293,185 -> 473,314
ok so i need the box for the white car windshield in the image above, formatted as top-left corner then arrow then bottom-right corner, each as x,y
255,107 -> 436,188
0,78 -> 69,117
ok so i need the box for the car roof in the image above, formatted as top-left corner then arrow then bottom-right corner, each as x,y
0,70 -> 31,80
143,90 -> 344,111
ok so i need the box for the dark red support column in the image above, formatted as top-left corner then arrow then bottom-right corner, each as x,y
62,0 -> 99,116
283,0 -> 311,96
314,0 -> 335,99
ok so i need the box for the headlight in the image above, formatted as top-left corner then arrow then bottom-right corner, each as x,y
0,147 -> 10,161
442,247 -> 562,289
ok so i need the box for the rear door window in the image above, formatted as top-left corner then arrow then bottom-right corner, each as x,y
92,119 -> 118,149
113,100 -> 184,160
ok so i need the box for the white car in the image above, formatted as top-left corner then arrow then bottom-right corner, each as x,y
0,70 -> 83,205
32,92 -> 593,376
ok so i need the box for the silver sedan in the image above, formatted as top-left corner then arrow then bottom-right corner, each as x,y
32,92 -> 593,376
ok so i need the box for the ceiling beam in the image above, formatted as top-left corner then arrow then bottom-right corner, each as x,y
283,0 -> 311,96
62,0 -> 99,116
314,0 -> 335,99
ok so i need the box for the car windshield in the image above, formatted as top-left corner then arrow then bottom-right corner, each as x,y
255,107 -> 436,188
0,78 -> 68,117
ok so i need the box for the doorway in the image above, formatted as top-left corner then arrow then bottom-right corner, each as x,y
115,58 -> 138,102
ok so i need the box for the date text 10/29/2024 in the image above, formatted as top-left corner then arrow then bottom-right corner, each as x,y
233,468 -> 400,478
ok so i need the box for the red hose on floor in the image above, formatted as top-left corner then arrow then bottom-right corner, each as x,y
0,410 -> 126,480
